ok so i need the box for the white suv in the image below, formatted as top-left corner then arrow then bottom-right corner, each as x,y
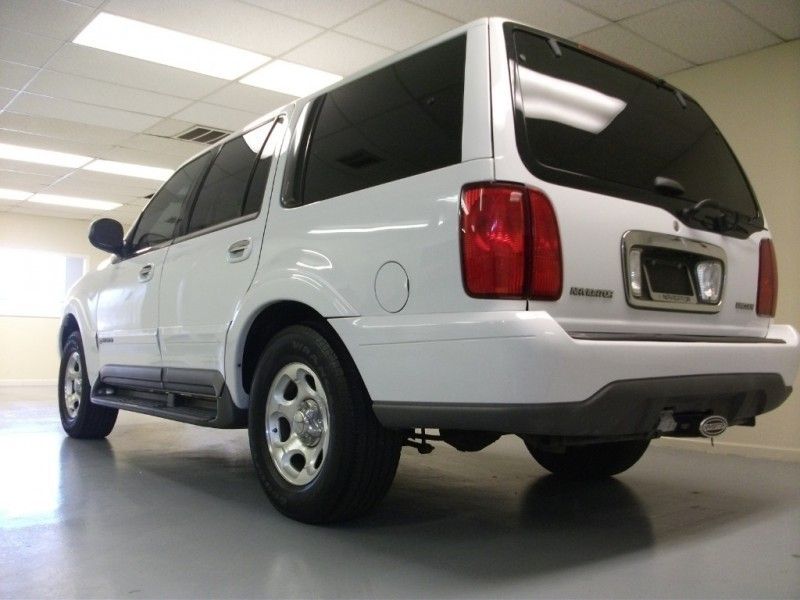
59,18 -> 799,523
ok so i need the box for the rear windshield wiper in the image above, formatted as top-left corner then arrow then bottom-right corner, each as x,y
680,198 -> 752,235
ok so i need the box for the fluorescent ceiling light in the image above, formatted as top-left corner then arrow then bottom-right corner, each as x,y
30,194 -> 121,211
0,143 -> 92,168
241,60 -> 342,97
74,13 -> 270,80
0,188 -> 33,201
84,159 -> 173,181
519,67 -> 627,134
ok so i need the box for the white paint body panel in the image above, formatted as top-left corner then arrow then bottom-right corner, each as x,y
95,249 -> 166,368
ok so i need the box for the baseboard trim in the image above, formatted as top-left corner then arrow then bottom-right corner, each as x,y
654,437 -> 800,462
0,379 -> 57,387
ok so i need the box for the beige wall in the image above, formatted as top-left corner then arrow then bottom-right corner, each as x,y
658,40 -> 800,460
0,214 -> 106,382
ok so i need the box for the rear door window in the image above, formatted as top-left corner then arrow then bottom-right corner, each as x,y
508,27 -> 760,223
187,122 -> 273,234
297,34 -> 466,205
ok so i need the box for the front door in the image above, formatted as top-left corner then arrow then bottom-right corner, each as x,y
96,152 -> 213,370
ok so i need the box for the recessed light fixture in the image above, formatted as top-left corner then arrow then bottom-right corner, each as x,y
0,143 -> 92,169
241,60 -> 342,97
84,159 -> 173,181
0,188 -> 33,201
29,194 -> 121,211
74,12 -> 270,80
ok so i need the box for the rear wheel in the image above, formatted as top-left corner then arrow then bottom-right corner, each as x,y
58,331 -> 117,439
525,439 -> 650,479
248,324 -> 402,523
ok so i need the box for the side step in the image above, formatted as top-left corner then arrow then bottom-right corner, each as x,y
90,366 -> 247,428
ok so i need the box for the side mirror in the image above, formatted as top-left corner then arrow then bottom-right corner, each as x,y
89,218 -> 124,256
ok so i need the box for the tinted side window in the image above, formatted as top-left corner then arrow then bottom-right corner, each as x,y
187,123 -> 272,233
131,153 -> 212,252
300,35 -> 466,204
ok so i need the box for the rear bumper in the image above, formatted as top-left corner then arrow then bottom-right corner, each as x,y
330,311 -> 800,435
373,373 -> 791,436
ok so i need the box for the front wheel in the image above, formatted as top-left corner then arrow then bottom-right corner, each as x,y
58,331 -> 117,439
525,439 -> 650,479
248,324 -> 402,524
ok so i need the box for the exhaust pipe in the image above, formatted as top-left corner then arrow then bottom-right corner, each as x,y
698,415 -> 728,438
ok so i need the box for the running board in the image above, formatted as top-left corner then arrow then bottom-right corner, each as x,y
91,365 -> 247,428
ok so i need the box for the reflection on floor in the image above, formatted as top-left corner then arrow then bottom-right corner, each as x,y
1,385 -> 798,599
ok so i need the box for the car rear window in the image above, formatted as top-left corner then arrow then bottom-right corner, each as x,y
296,34 -> 466,205
508,28 -> 759,220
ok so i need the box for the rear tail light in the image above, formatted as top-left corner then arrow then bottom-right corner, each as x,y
460,183 -> 562,300
756,238 -> 778,317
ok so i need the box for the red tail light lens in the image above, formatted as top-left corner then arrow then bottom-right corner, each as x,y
460,184 -> 526,297
529,190 -> 562,300
460,183 -> 562,300
757,238 -> 778,317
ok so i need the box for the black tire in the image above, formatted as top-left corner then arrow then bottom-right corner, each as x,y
525,439 -> 650,479
58,331 -> 118,439
248,324 -> 402,524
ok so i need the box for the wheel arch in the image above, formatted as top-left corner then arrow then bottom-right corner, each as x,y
234,300 -> 360,409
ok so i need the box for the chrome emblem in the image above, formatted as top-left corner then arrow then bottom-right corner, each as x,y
698,415 -> 728,438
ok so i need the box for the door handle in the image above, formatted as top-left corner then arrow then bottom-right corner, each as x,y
138,263 -> 154,282
227,239 -> 252,263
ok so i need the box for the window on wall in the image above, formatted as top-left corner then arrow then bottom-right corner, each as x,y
0,249 -> 87,317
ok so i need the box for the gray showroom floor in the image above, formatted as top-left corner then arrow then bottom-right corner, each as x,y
1,385 -> 798,599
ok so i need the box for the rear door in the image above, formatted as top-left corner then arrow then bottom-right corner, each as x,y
158,116 -> 287,374
492,22 -> 770,338
96,153 -> 212,370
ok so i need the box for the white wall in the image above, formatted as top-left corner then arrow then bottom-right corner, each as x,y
0,214 -> 106,383
657,40 -> 800,461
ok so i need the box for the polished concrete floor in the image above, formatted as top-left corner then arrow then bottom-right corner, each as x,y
1,385 -> 798,599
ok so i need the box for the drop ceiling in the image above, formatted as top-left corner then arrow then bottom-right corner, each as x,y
0,0 -> 798,224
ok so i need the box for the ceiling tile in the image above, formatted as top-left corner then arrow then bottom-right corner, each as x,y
622,0 -> 780,63
0,0 -> 94,41
412,0 -> 608,37
26,70 -> 193,118
172,102 -> 261,132
204,83 -> 295,114
0,27 -> 64,67
0,128 -> 110,158
729,0 -> 800,41
574,24 -> 692,75
0,112 -> 135,146
0,61 -> 39,91
144,119 -> 196,138
8,93 -> 161,132
283,32 -> 395,76
337,0 -> 462,51
242,0 -> 382,28
0,88 -> 16,108
0,158 -> 73,178
48,172 -> 158,198
94,147 -> 183,169
568,0 -> 677,21
10,203 -> 98,221
0,168 -> 59,190
47,44 -> 228,100
103,0 -> 322,56
122,133 -> 203,159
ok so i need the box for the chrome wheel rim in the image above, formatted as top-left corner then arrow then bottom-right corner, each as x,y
63,351 -> 82,419
265,362 -> 330,486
